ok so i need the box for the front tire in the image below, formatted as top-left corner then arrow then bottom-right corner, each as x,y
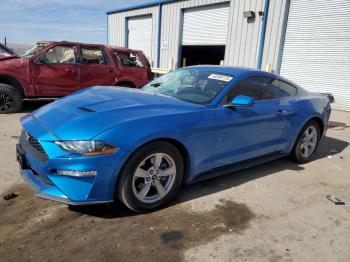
0,84 -> 23,113
117,141 -> 184,213
290,120 -> 321,163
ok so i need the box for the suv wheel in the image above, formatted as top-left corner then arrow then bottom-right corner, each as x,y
0,84 -> 23,113
117,141 -> 184,213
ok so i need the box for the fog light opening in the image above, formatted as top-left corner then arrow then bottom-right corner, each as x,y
57,170 -> 97,177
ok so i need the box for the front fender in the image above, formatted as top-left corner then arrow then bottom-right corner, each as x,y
0,70 -> 32,96
94,111 -> 215,184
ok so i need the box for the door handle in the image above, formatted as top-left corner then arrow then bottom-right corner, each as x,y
278,109 -> 295,116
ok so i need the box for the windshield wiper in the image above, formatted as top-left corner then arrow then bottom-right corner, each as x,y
151,82 -> 162,87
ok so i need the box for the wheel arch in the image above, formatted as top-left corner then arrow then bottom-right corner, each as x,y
116,81 -> 136,88
286,114 -> 325,156
115,137 -> 191,196
0,74 -> 25,97
308,116 -> 325,136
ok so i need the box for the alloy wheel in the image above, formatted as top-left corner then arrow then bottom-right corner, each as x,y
0,92 -> 14,112
300,126 -> 318,158
132,153 -> 177,204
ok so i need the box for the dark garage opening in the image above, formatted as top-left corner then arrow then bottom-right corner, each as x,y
180,45 -> 225,67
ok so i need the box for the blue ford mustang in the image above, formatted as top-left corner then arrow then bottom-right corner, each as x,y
17,66 -> 332,212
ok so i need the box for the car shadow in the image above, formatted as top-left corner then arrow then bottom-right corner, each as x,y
70,135 -> 349,219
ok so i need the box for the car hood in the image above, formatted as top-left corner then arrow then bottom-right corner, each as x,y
32,86 -> 203,140
0,54 -> 18,61
0,56 -> 28,71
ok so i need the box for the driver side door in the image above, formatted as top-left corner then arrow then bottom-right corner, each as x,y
31,44 -> 80,96
212,76 -> 287,168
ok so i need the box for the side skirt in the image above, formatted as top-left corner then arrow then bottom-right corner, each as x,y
188,152 -> 288,184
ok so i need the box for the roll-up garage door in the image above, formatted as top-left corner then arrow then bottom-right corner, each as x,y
280,0 -> 350,111
182,3 -> 230,46
127,15 -> 152,60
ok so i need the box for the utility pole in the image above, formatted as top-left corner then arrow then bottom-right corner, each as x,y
4,37 -> 7,47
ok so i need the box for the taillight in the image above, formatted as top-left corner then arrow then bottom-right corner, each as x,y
147,69 -> 154,80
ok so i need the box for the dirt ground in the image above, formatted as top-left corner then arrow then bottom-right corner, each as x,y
0,102 -> 349,262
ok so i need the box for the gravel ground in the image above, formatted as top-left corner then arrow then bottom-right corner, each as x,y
0,102 -> 349,262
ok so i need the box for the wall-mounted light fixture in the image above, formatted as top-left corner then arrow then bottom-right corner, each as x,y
243,11 -> 255,19
243,11 -> 256,23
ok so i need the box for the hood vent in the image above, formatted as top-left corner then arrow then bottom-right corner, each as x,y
78,107 -> 95,113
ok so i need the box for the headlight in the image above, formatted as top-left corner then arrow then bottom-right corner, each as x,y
55,140 -> 117,156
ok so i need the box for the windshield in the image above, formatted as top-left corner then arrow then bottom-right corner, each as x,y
142,69 -> 233,104
19,42 -> 50,58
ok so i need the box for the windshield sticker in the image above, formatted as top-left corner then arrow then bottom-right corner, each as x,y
208,74 -> 233,82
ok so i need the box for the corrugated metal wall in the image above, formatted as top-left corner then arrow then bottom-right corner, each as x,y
280,0 -> 350,111
262,0 -> 289,72
224,0 -> 264,68
224,0 -> 288,71
108,0 -> 288,71
108,6 -> 159,66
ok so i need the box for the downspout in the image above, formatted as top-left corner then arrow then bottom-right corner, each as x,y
156,3 -> 163,67
106,14 -> 109,45
257,0 -> 270,70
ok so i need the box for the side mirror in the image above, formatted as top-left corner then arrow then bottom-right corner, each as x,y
224,95 -> 255,108
36,56 -> 47,64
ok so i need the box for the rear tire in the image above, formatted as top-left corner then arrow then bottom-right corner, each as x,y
0,84 -> 23,113
117,141 -> 184,213
290,120 -> 321,163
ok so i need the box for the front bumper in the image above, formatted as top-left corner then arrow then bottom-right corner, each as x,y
17,115 -> 128,205
21,168 -> 113,205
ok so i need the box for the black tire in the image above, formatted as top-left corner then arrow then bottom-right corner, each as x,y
0,84 -> 23,113
290,120 -> 321,163
117,141 -> 184,213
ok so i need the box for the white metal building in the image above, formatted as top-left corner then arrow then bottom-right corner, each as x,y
107,0 -> 350,111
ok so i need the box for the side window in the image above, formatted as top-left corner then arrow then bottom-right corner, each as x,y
115,51 -> 145,67
81,46 -> 106,64
43,46 -> 76,64
278,80 -> 297,97
225,76 -> 278,103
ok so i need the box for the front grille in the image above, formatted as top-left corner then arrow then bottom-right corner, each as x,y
20,130 -> 48,163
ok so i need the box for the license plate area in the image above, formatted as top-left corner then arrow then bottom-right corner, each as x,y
16,144 -> 28,169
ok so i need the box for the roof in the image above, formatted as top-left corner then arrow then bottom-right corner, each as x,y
107,46 -> 142,52
186,66 -> 304,89
187,65 -> 275,77
36,41 -> 143,52
106,0 -> 177,15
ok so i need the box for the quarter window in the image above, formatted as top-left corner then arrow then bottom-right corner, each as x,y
278,80 -> 297,97
115,51 -> 145,67
225,76 -> 279,103
43,45 -> 76,64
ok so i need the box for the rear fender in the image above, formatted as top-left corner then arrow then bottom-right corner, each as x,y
284,113 -> 325,154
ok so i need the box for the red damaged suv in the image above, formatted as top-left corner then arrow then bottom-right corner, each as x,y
0,41 -> 152,113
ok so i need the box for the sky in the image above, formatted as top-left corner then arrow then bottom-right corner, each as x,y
0,0 -> 154,45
